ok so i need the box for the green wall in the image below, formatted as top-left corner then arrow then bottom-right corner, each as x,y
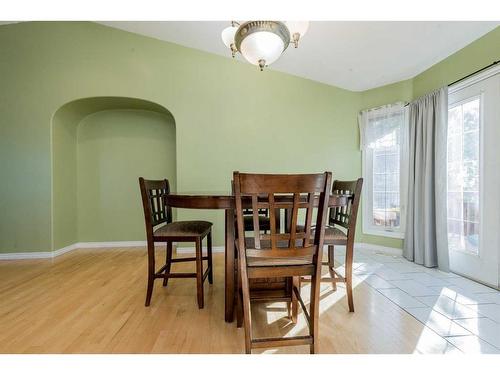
0,21 -> 498,253
360,79 -> 413,110
0,21 -> 360,253
413,26 -> 500,98
77,109 -> 176,243
51,97 -> 176,249
52,104 -> 79,249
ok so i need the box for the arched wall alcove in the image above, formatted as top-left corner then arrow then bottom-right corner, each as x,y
52,97 -> 176,250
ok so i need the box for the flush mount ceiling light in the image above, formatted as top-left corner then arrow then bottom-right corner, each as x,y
221,21 -> 309,71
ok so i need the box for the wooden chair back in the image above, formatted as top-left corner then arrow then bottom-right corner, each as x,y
329,179 -> 363,235
233,172 -> 332,257
138,177 -> 173,239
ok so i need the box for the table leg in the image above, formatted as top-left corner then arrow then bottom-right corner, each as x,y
225,208 -> 235,323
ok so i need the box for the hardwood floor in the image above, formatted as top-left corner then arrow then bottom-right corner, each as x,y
0,247 -> 435,354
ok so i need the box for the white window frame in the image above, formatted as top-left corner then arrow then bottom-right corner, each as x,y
446,94 -> 483,256
360,103 -> 409,239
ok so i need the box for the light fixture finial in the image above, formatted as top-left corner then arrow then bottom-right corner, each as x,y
258,59 -> 266,71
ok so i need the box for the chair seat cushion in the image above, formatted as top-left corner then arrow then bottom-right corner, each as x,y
153,221 -> 212,238
321,226 -> 348,243
296,225 -> 348,244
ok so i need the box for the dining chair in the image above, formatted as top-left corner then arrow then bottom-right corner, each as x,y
233,171 -> 332,354
139,177 -> 213,309
321,179 -> 363,312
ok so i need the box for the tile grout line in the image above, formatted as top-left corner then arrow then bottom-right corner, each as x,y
349,261 -> 497,353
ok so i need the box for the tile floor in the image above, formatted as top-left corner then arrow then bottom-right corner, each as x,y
340,246 -> 500,354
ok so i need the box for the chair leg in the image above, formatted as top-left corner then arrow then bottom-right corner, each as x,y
163,241 -> 173,287
239,259 -> 252,353
242,283 -> 252,354
286,276 -> 292,319
291,276 -> 299,323
345,244 -> 354,312
327,245 -> 337,291
195,238 -> 204,309
236,260 -> 243,328
309,272 -> 321,354
236,288 -> 243,328
145,275 -> 154,307
145,243 -> 155,307
207,231 -> 213,284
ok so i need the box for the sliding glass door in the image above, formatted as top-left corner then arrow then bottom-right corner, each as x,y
447,69 -> 500,288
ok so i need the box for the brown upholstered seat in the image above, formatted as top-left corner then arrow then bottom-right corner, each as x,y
154,221 -> 212,238
316,226 -> 347,244
295,225 -> 346,243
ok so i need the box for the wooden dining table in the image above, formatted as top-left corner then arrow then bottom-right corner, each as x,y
164,192 -> 349,323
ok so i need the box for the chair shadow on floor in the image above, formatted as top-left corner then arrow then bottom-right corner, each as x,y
249,266 -> 345,354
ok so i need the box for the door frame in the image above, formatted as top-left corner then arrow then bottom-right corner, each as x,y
447,65 -> 500,288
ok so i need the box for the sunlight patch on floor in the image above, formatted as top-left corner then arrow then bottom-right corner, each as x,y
265,301 -> 289,325
413,327 -> 461,354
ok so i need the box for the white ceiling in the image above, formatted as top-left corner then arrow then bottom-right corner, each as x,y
1,21 -> 497,91
98,21 -> 498,91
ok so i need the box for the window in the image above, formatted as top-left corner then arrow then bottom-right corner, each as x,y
359,103 -> 408,238
447,96 -> 481,254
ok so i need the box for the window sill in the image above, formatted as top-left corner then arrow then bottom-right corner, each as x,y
363,228 -> 405,239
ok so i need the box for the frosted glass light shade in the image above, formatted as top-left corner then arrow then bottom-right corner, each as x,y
221,26 -> 238,48
239,31 -> 285,66
285,21 -> 309,37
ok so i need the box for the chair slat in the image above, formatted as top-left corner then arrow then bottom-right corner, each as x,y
289,193 -> 300,247
268,193 -> 277,249
251,194 -> 261,249
303,193 -> 314,247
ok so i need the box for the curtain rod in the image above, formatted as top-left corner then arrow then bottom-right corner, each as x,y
448,60 -> 499,87
404,60 -> 499,107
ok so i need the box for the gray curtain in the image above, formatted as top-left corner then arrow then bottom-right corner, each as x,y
404,87 -> 449,271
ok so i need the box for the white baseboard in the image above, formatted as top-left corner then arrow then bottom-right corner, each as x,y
176,246 -> 225,254
76,241 -> 148,248
0,241 -> 402,260
0,241 -> 148,260
0,250 -> 57,260
52,243 -> 80,258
